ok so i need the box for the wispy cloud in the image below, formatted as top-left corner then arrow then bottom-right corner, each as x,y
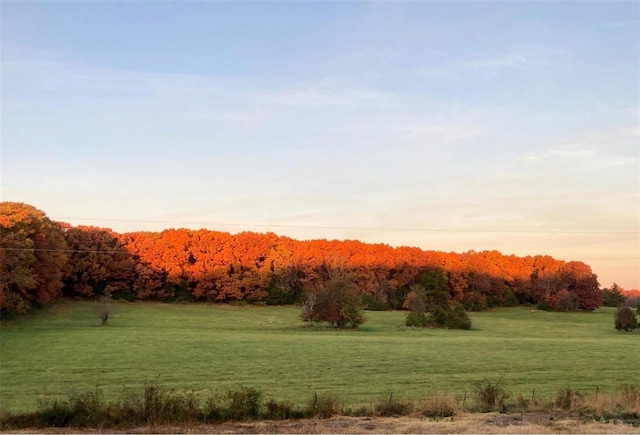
522,127 -> 639,170
420,54 -> 534,77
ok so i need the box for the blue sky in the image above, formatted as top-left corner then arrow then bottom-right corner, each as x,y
1,1 -> 639,289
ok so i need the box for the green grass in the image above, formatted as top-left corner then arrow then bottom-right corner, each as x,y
0,301 -> 637,413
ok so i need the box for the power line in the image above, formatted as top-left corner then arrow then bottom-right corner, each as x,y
49,216 -> 640,235
1,248 -> 130,255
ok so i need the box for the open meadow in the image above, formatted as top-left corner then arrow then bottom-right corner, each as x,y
0,301 -> 637,414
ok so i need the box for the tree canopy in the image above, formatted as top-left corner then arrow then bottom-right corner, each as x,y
1,202 -> 608,315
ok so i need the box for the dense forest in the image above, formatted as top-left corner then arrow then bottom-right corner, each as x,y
0,202 -> 622,316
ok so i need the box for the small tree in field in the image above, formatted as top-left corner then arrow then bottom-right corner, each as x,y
403,282 -> 472,330
300,289 -> 316,326
602,283 -> 627,307
614,305 -> 638,331
97,295 -> 112,326
304,270 -> 366,328
404,284 -> 428,327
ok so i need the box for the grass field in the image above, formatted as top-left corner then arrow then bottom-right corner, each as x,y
0,301 -> 637,413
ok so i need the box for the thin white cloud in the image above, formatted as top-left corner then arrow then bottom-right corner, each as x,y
522,127 -> 639,172
420,54 -> 534,77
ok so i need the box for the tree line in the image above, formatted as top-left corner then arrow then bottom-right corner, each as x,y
0,202 -> 613,316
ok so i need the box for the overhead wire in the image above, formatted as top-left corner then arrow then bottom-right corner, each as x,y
1,215 -> 636,260
48,216 -> 640,235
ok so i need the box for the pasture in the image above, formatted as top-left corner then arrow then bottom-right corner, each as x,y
0,301 -> 636,413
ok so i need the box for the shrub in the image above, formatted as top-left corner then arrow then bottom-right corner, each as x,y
405,311 -> 429,327
615,306 -> 638,331
404,285 -> 472,330
373,393 -> 412,417
97,296 -> 113,326
264,281 -> 295,306
226,386 -> 262,421
404,284 -> 429,327
33,400 -> 75,427
203,392 -> 225,423
445,301 -> 472,330
66,390 -> 110,427
362,293 -> 390,311
473,379 -> 511,412
430,306 -> 449,327
515,393 -> 547,413
305,392 -> 341,418
307,272 -> 366,328
264,399 -> 301,420
418,394 -> 460,418
553,387 -> 583,411
617,384 -> 640,415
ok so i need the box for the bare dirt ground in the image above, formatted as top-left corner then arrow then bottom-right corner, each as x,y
4,413 -> 639,434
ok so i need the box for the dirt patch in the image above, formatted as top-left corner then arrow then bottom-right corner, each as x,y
3,413 -> 638,434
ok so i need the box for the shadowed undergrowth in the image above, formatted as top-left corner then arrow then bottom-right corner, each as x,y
1,382 -> 638,430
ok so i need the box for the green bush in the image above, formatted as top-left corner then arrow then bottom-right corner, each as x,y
373,393 -> 412,416
143,385 -> 194,424
226,386 -> 262,420
305,392 -> 341,418
614,306 -> 638,331
203,392 -> 225,423
445,302 -> 472,330
430,306 -> 449,327
362,293 -> 390,311
264,282 -> 295,306
34,400 -> 75,427
264,399 -> 302,420
405,311 -> 429,327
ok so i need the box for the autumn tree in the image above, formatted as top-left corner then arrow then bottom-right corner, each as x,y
0,202 -> 68,314
1,202 -> 617,315
62,226 -> 136,299
558,262 -> 602,311
307,269 -> 366,328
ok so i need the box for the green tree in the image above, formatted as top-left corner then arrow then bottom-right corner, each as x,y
418,269 -> 449,310
404,284 -> 429,327
403,282 -> 472,330
444,301 -> 472,330
602,283 -> 626,307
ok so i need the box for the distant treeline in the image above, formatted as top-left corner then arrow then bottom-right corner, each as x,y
1,202 -> 626,315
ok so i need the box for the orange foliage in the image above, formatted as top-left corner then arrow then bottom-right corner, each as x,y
0,202 -> 68,313
1,202 -> 613,313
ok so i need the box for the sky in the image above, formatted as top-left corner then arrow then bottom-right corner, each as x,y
1,1 -> 639,289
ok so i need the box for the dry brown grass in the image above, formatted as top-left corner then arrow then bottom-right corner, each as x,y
415,393 -> 463,418
3,413 -> 638,434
